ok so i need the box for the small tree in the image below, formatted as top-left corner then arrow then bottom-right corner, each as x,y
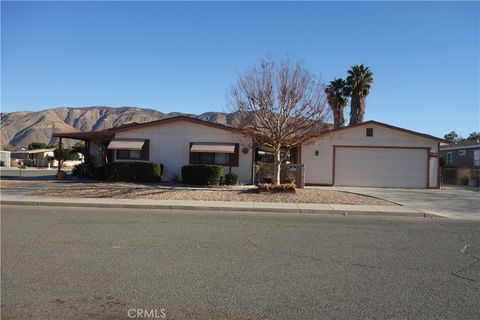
54,148 -> 80,170
230,57 -> 330,185
467,132 -> 480,141
71,141 -> 85,154
444,131 -> 463,144
28,142 -> 47,150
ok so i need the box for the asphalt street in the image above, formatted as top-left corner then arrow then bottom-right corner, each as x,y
1,205 -> 479,320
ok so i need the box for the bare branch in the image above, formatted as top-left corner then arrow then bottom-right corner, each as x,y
229,57 -> 331,184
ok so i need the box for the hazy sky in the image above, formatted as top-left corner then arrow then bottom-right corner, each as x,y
1,1 -> 479,138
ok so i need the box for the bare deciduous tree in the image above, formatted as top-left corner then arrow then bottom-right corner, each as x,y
230,58 -> 331,185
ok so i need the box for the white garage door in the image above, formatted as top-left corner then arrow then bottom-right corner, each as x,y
334,147 -> 428,188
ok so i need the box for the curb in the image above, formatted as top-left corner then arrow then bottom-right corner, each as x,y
0,200 -> 442,218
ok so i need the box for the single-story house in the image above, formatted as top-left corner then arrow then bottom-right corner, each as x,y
54,116 -> 253,184
439,140 -> 480,169
11,148 -> 56,168
53,116 -> 443,188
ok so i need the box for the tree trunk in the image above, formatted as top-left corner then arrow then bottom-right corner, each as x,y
333,106 -> 345,128
358,96 -> 366,123
349,94 -> 361,125
274,148 -> 281,185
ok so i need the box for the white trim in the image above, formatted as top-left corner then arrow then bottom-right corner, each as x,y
446,152 -> 453,165
440,145 -> 480,151
474,150 -> 480,166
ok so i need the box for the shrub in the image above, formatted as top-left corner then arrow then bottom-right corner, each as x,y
182,165 -> 224,185
224,173 -> 239,185
92,165 -> 106,181
460,175 -> 469,186
72,163 -> 83,176
441,168 -> 456,184
99,161 -> 163,182
257,182 -> 296,192
72,162 -> 103,180
470,170 -> 480,187
0,160 -> 4,167
263,176 -> 275,184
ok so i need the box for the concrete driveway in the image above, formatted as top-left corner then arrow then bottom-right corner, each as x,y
316,186 -> 479,220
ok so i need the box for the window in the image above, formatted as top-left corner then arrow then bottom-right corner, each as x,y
116,150 -> 141,160
366,128 -> 373,137
198,152 -> 230,165
446,152 -> 453,165
474,150 -> 480,167
458,150 -> 466,156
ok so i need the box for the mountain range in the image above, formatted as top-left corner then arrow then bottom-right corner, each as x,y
0,106 -> 240,149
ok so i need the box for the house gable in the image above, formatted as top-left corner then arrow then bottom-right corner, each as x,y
315,121 -> 444,144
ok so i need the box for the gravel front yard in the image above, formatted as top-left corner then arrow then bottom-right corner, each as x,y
28,182 -> 395,205
1,180 -> 45,189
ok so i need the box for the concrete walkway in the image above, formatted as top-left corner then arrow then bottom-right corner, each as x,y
0,167 -> 59,179
315,186 -> 479,220
0,194 -> 436,218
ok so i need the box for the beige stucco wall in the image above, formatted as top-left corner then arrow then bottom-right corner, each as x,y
114,120 -> 253,184
302,123 -> 439,188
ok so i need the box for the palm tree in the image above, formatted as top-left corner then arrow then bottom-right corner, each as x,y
346,64 -> 373,125
325,78 -> 349,128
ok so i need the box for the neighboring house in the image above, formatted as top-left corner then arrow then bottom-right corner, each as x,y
53,116 -> 443,188
439,140 -> 480,169
11,148 -> 56,167
0,150 -> 11,167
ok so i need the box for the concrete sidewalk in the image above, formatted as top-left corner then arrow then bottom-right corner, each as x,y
0,195 -> 439,218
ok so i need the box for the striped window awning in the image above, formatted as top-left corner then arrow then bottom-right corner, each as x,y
107,140 -> 145,150
190,143 -> 235,153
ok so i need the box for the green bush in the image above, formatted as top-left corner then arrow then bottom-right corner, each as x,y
99,161 -> 163,182
72,162 -> 103,180
92,165 -> 106,181
182,165 -> 224,185
224,173 -> 239,185
72,163 -> 83,176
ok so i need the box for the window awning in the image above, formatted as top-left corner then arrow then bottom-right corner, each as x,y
107,140 -> 145,150
190,143 -> 235,153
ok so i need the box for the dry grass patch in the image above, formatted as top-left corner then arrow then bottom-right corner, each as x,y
28,182 -> 395,205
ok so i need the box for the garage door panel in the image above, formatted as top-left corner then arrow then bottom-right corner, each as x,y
343,169 -> 425,179
336,159 -> 426,170
335,147 -> 427,188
